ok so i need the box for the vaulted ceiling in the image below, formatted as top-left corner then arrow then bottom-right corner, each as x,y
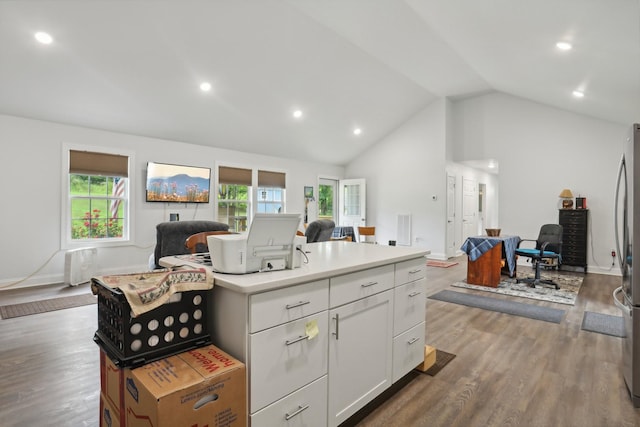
0,0 -> 638,165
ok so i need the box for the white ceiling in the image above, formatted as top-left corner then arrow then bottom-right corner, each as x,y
0,0 -> 638,166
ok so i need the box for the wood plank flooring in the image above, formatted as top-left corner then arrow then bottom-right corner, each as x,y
1,258 -> 639,426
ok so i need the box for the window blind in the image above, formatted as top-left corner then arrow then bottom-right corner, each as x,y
258,170 -> 286,188
219,166 -> 252,185
69,150 -> 128,177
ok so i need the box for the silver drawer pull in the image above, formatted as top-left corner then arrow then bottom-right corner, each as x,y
361,281 -> 378,288
332,314 -> 339,340
408,269 -> 422,274
285,335 -> 309,346
286,300 -> 311,309
285,404 -> 310,420
408,291 -> 421,297
407,337 -> 419,345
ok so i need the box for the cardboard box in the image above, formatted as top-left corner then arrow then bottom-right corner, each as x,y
100,392 -> 124,427
124,344 -> 246,427
416,345 -> 437,372
100,349 -> 124,418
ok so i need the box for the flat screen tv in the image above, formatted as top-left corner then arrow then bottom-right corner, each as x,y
146,162 -> 211,203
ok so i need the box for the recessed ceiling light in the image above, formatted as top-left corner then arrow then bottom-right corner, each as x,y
199,82 -> 212,92
34,32 -> 53,45
293,110 -> 303,119
353,128 -> 362,136
556,41 -> 572,51
572,90 -> 585,98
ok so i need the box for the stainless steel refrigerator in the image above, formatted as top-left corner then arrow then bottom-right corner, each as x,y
614,123 -> 640,407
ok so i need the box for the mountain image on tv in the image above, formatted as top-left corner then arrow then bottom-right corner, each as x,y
146,163 -> 211,203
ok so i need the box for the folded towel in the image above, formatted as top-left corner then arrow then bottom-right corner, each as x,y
92,268 -> 213,317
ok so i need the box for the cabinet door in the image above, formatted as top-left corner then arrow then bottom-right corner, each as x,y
251,376 -> 327,427
250,312 -> 329,413
393,277 -> 427,335
328,290 -> 394,427
392,321 -> 425,382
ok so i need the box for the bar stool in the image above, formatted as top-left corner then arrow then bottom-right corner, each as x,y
357,226 -> 376,244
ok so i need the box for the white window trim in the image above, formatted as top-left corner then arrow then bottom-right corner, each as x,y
61,143 -> 135,250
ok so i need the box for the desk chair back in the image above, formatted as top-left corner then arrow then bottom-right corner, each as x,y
305,219 -> 336,243
185,231 -> 232,254
153,220 -> 229,268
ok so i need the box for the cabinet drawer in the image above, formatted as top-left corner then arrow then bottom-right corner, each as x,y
250,311 -> 328,413
392,321 -> 425,383
395,257 -> 427,286
330,265 -> 394,308
393,278 -> 426,335
250,279 -> 329,332
251,376 -> 327,427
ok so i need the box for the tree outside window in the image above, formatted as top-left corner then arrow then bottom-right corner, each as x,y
218,183 -> 249,231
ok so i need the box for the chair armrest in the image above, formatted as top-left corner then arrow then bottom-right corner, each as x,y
540,241 -> 561,254
516,238 -> 537,248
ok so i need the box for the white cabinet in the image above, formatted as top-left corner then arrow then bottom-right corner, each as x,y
392,258 -> 427,383
251,374 -> 328,427
328,290 -> 394,427
248,280 -> 329,418
392,321 -> 425,382
166,243 -> 429,427
250,311 -> 329,412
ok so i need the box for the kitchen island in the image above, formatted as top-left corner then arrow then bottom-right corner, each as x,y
161,241 -> 429,427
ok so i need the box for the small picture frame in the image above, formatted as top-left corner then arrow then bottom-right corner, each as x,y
304,186 -> 314,199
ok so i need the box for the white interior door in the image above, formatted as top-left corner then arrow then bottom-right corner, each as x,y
446,174 -> 456,258
462,177 -> 477,241
478,183 -> 486,235
339,178 -> 366,227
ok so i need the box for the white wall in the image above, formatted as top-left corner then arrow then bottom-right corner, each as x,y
452,92 -> 628,274
445,163 -> 499,255
346,99 -> 451,257
0,114 -> 344,288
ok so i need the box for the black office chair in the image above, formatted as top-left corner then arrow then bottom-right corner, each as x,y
305,219 -> 335,243
515,224 -> 563,289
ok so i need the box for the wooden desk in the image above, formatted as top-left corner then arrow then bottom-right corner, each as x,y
466,242 -> 502,287
461,235 -> 520,287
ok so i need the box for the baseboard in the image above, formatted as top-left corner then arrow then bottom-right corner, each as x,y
0,263 -> 151,291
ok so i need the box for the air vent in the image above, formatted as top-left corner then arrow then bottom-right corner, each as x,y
397,214 -> 411,246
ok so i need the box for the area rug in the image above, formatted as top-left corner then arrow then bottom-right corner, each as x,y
452,272 -> 583,305
581,311 -> 626,338
429,289 -> 565,323
427,260 -> 459,268
415,350 -> 456,376
0,294 -> 96,319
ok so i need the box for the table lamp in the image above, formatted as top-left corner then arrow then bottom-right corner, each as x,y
559,189 -> 574,209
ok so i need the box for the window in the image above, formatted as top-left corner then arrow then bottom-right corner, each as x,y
67,148 -> 130,243
257,170 -> 286,214
218,166 -> 251,232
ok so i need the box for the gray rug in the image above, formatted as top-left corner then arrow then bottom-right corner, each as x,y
452,272 -> 583,305
0,294 -> 96,319
429,289 -> 565,323
581,311 -> 626,337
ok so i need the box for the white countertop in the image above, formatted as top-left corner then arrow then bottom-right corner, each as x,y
160,241 -> 430,294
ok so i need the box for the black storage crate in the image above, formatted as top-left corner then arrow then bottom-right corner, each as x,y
92,277 -> 211,368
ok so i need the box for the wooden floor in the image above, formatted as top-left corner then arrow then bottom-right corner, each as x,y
1,257 -> 639,426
